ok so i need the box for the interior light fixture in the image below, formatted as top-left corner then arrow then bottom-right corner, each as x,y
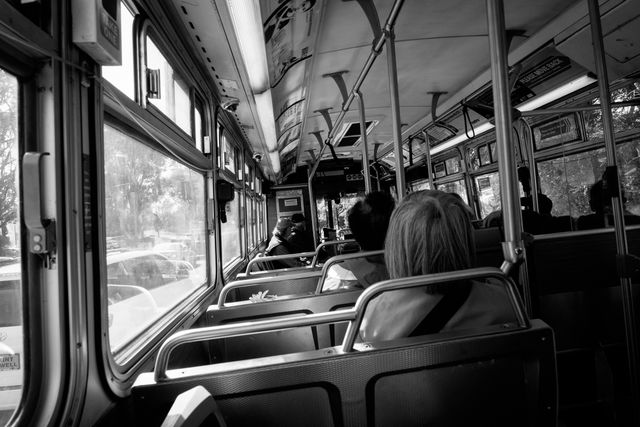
227,0 -> 281,174
269,151 -> 281,174
516,74 -> 597,112
226,0 -> 270,93
431,122 -> 495,155
255,91 -> 279,152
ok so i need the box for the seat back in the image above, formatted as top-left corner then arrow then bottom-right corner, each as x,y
206,290 -> 361,362
526,226 -> 640,418
314,250 -> 385,293
218,270 -> 323,306
134,268 -> 556,427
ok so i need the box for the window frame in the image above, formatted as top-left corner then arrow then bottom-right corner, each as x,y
99,11 -> 216,384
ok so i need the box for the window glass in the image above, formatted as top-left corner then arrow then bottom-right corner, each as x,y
0,68 -> 23,422
537,138 -> 640,219
103,125 -> 207,353
239,190 -> 246,255
223,135 -> 235,174
475,172 -> 501,219
332,193 -> 360,233
216,123 -> 222,168
411,178 -> 432,191
436,179 -> 469,206
146,36 -> 191,134
103,4 -> 136,100
249,197 -> 256,249
584,81 -> 640,141
468,146 -> 480,171
445,156 -> 460,174
194,102 -> 203,152
537,148 -> 605,218
489,142 -> 497,162
479,145 -> 491,166
220,189 -> 241,266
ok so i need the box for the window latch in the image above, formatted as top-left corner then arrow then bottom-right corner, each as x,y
146,68 -> 161,99
23,152 -> 56,269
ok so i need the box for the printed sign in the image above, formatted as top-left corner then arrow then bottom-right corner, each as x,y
0,353 -> 20,370
533,113 -> 581,151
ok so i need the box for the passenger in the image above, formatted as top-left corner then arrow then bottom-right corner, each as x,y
322,191 -> 395,292
360,190 -> 516,341
577,180 -> 640,230
288,213 -> 315,253
264,218 -> 306,269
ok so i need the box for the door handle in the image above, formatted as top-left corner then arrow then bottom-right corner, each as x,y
23,152 -> 56,262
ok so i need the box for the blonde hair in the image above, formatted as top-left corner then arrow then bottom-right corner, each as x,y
384,190 -> 475,280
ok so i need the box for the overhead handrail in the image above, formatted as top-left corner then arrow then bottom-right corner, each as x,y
244,251 -> 316,275
155,267 -> 525,382
311,239 -> 358,266
217,270 -> 322,308
314,250 -> 384,294
341,267 -> 528,352
154,309 -> 356,382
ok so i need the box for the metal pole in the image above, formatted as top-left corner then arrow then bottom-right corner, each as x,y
386,27 -> 406,199
307,0 -> 405,182
306,0 -> 405,240
588,0 -> 639,414
422,130 -> 435,189
487,0 -> 523,270
308,173 -> 319,248
356,91 -> 372,193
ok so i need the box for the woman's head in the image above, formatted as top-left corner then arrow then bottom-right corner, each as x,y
385,190 -> 475,279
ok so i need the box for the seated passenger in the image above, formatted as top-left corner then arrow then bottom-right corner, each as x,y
360,190 -> 516,341
264,218 -> 306,269
288,213 -> 315,253
322,191 -> 395,292
578,180 -> 640,230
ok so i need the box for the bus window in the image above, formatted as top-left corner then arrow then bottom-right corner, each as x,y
102,3 -> 136,100
0,68 -> 22,424
220,188 -> 241,267
103,125 -> 207,353
475,172 -> 501,219
436,179 -> 469,206
538,139 -> 640,220
145,35 -> 191,134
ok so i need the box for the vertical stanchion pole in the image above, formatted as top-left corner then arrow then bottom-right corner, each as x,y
486,0 -> 523,271
356,91 -> 372,193
385,27 -> 406,199
588,0 -> 639,416
308,174 -> 319,248
422,130 -> 434,189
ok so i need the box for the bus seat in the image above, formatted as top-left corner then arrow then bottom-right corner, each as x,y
206,289 -> 361,363
526,226 -> 640,421
134,321 -> 555,426
134,268 -> 556,426
473,226 -> 503,268
219,270 -> 322,305
160,385 -> 226,427
315,250 -> 386,293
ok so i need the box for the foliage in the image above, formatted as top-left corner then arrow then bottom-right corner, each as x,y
103,126 -> 205,248
0,69 -> 18,251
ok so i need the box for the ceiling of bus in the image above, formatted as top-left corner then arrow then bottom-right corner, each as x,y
170,0 -> 640,181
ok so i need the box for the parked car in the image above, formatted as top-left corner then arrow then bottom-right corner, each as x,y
0,262 -> 23,415
106,250 -> 199,350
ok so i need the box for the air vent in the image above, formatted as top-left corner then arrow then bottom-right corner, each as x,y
335,121 -> 375,147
